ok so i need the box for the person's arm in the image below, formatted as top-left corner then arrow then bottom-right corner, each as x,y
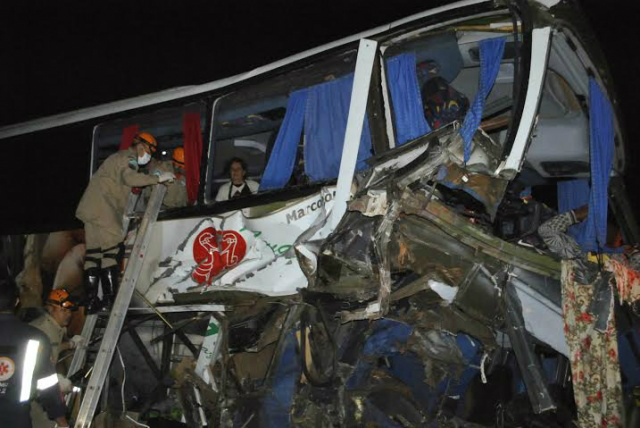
55,416 -> 70,427
34,338 -> 67,423
538,205 -> 587,259
59,340 -> 73,352
121,163 -> 161,187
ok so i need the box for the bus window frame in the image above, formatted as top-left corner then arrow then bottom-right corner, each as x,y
496,26 -> 551,177
203,95 -> 226,205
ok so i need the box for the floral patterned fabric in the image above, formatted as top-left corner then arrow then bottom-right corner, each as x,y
561,260 -> 623,428
539,210 -> 640,428
606,258 -> 640,305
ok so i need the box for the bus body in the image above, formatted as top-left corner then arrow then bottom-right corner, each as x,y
1,1 -> 638,426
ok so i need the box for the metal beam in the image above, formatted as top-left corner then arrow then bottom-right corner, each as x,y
497,27 -> 551,177
127,304 -> 227,314
176,331 -> 199,357
504,283 -> 556,413
331,38 -> 378,229
161,325 -> 174,374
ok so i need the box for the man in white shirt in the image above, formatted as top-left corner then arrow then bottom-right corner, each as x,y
215,157 -> 259,202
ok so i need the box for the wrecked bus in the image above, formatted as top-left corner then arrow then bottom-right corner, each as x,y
1,0 -> 639,426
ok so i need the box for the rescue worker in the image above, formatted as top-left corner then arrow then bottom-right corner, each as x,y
148,147 -> 188,208
215,157 -> 259,202
166,147 -> 189,207
76,132 -> 175,313
30,289 -> 83,366
29,289 -> 83,428
0,279 -> 69,428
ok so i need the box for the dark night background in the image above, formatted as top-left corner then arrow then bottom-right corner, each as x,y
0,0 -> 638,233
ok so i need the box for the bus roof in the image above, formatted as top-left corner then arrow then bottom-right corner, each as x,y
0,0 -> 488,141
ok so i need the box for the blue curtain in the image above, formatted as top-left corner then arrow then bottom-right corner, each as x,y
587,77 -> 615,251
556,80 -> 616,252
259,89 -> 308,190
386,53 -> 431,145
460,37 -> 506,162
259,332 -> 300,427
557,179 -> 591,249
304,74 -> 372,181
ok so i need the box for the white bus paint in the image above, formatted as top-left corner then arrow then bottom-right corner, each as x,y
142,187 -> 336,301
496,27 -> 551,177
332,39 -> 378,229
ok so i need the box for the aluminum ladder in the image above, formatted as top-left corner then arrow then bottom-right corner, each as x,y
64,190 -> 141,404
72,184 -> 166,428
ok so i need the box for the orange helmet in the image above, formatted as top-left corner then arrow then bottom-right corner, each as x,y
133,132 -> 158,155
172,147 -> 185,169
46,289 -> 78,311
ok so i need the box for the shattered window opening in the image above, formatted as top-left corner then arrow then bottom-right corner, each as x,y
206,50 -> 364,202
381,15 -> 518,153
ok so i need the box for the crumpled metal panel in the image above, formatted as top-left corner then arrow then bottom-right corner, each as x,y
388,214 -> 507,326
314,212 -> 382,301
192,118 -> 576,427
300,130 -> 569,422
436,161 -> 508,220
504,284 -> 557,413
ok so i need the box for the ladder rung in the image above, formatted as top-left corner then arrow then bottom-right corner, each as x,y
73,185 -> 167,428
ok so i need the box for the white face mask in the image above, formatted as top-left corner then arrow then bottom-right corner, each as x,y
137,152 -> 151,166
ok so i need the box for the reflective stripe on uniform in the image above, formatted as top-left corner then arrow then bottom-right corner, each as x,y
19,339 -> 40,402
36,373 -> 59,390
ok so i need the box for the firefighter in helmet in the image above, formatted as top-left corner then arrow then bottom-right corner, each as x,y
75,132 -> 175,313
0,279 -> 69,428
164,147 -> 188,208
29,289 -> 82,428
144,146 -> 189,208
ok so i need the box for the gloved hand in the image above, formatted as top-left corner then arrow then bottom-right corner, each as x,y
69,335 -> 85,349
158,172 -> 176,183
57,374 -> 73,394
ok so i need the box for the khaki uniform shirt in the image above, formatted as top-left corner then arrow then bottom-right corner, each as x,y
29,312 -> 66,364
76,148 -> 159,230
164,173 -> 188,208
147,160 -> 188,208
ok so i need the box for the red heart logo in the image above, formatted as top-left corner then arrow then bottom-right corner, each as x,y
192,227 -> 247,285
